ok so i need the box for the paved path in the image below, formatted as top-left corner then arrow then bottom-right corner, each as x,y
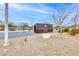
0,31 -> 36,39
0,29 -> 57,39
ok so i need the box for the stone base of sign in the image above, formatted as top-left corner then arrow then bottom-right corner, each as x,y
42,33 -> 51,39
3,42 -> 10,47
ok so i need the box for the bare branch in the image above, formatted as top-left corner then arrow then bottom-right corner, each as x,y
60,11 -> 71,25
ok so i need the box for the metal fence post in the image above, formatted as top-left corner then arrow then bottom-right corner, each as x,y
3,3 -> 9,46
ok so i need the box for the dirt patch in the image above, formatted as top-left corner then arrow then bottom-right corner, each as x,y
0,33 -> 79,56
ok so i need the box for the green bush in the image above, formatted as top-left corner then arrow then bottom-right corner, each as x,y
54,26 -> 60,30
63,28 -> 69,32
9,27 -> 16,31
0,25 -> 4,31
70,29 -> 78,36
0,28 -> 4,31
76,29 -> 79,33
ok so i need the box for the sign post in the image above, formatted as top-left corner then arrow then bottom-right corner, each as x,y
3,3 -> 9,46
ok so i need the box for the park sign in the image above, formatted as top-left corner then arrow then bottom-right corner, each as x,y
34,23 -> 53,33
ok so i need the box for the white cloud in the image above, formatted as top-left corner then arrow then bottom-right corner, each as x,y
9,3 -> 56,14
9,17 -> 30,22
2,3 -> 79,26
9,4 -> 24,10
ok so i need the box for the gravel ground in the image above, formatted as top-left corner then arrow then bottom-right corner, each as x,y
0,33 -> 79,56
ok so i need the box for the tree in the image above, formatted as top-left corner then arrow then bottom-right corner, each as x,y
8,22 -> 16,31
53,9 -> 71,34
70,13 -> 79,35
22,23 -> 29,31
73,14 -> 78,31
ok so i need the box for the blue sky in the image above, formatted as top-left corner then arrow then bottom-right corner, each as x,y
0,3 -> 79,26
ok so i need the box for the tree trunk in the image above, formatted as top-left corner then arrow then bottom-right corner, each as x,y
58,25 -> 63,35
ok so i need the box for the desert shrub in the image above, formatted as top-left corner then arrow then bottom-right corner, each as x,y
0,28 -> 4,31
63,28 -> 69,32
76,29 -> 79,33
8,23 -> 16,31
54,26 -> 60,30
70,29 -> 78,36
0,25 -> 4,31
9,26 -> 16,31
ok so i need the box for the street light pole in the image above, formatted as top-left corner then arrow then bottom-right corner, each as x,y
3,3 -> 9,46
